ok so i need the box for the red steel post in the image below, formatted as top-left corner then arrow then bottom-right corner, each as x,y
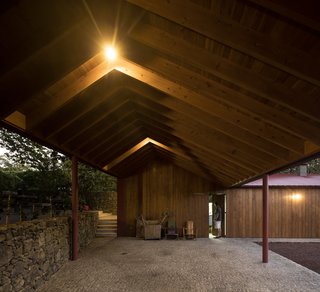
72,156 -> 79,260
262,174 -> 269,263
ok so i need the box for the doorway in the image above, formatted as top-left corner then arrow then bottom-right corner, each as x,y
209,193 -> 226,237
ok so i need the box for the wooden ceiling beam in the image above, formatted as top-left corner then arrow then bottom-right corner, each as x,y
77,118 -> 139,160
70,110 -> 137,154
139,121 -> 256,185
248,0 -> 320,32
58,99 -> 131,148
151,146 -> 230,185
103,137 -> 156,171
189,143 -> 254,181
52,97 -> 132,147
129,23 -> 320,123
91,127 -> 146,164
82,119 -> 142,160
135,111 -> 263,173
141,131 -> 234,183
135,110 -> 274,173
4,111 -> 26,130
133,99 -> 283,167
128,0 -> 320,87
124,47 -> 320,149
115,57 -> 305,155
38,80 -> 124,139
26,53 -> 116,130
127,81 -> 295,161
0,18 -> 100,120
142,125 -> 248,182
105,144 -> 155,177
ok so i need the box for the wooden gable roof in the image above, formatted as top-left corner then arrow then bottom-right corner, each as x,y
1,0 -> 319,189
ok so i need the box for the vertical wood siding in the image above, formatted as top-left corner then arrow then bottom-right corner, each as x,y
118,160 -> 213,237
226,188 -> 320,238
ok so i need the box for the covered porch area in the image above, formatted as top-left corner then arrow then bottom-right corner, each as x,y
37,237 -> 320,292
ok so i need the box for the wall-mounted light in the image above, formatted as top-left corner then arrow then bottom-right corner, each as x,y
291,193 -> 302,201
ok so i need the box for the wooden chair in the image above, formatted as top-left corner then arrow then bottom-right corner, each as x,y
165,213 -> 179,239
183,220 -> 197,240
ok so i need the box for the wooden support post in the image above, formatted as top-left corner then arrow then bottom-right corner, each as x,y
72,156 -> 79,260
262,174 -> 269,263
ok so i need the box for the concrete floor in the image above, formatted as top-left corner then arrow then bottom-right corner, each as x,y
37,237 -> 320,292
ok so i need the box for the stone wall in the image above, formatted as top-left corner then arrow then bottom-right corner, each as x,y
0,218 -> 69,291
78,211 -> 98,248
0,212 -> 99,292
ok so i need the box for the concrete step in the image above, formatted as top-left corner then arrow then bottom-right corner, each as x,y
98,220 -> 117,225
97,225 -> 117,230
96,211 -> 117,237
96,229 -> 117,236
97,222 -> 118,227
99,216 -> 117,221
96,233 -> 117,238
96,227 -> 116,232
98,211 -> 117,217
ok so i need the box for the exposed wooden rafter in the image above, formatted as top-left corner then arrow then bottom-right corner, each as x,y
0,0 -> 319,188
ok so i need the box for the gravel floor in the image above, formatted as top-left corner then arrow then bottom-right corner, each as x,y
37,237 -> 320,292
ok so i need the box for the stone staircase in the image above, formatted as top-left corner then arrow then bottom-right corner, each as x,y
96,211 -> 117,238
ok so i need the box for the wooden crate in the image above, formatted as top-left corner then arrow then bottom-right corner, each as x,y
144,224 -> 162,240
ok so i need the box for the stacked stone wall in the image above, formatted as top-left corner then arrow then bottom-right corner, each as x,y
0,212 -> 98,292
78,211 -> 98,248
0,218 -> 69,291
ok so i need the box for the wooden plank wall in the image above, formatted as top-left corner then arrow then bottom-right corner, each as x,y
226,187 -> 320,238
117,160 -> 213,237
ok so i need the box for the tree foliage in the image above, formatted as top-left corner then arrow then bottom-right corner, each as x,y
0,127 -> 116,209
0,128 -> 65,171
280,158 -> 320,174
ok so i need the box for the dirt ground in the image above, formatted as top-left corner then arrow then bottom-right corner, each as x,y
259,242 -> 320,274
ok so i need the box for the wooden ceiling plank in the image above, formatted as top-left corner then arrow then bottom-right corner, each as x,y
149,136 -> 229,183
0,17 -> 95,119
109,146 -> 156,178
133,99 -> 283,166
128,0 -> 320,87
4,111 -> 26,130
115,57 -> 305,155
127,51 -> 320,148
189,145 -> 251,181
41,81 -> 123,140
129,23 -> 320,123
103,137 -> 153,170
83,120 -> 141,160
143,126 -> 248,181
304,141 -> 320,155
248,0 -> 320,32
135,112 -> 264,173
153,147 -> 229,184
127,82 -> 295,161
78,119 -> 139,159
147,141 -> 221,182
27,53 -> 116,129
54,99 -> 128,145
136,111 -> 274,172
71,111 -> 137,154
140,122 -> 256,183
91,128 -> 146,163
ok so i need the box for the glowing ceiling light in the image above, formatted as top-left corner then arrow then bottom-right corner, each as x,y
104,46 -> 117,61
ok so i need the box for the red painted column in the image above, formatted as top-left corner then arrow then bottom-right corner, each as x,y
72,156 -> 79,260
262,174 -> 269,263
